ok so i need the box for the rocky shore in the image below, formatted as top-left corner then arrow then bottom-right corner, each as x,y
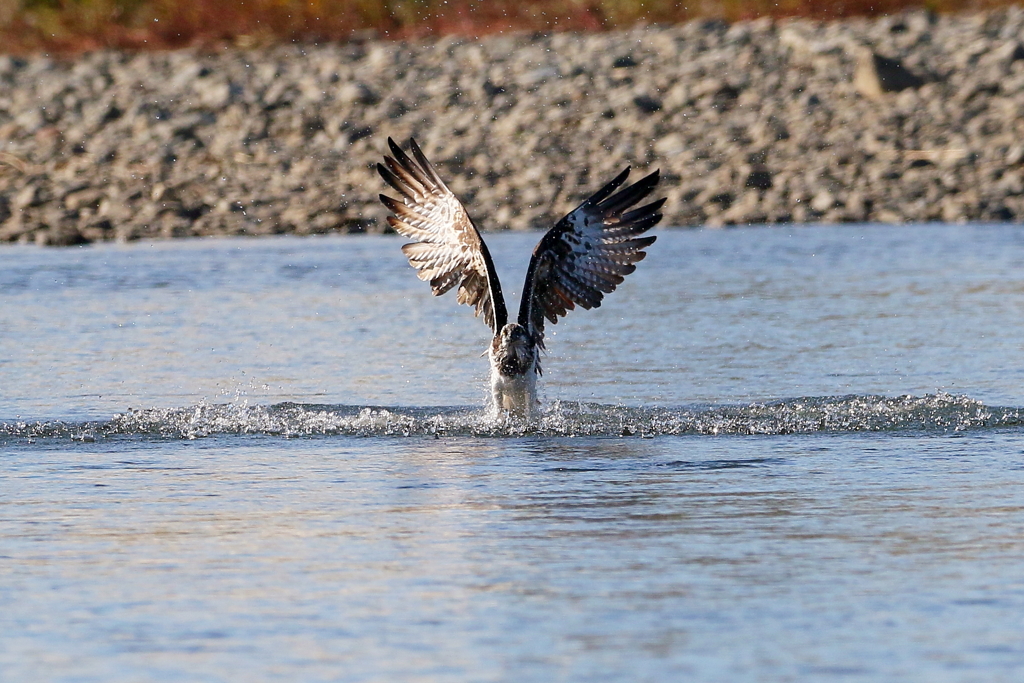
3,9 -> 1024,245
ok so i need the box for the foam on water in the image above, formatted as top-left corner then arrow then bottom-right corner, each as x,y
3,393 -> 1022,442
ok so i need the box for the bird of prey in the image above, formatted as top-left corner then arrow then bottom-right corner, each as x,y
378,137 -> 663,419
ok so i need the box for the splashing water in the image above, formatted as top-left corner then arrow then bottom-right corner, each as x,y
3,393 -> 1021,443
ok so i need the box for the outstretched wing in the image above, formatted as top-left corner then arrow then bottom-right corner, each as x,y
518,168 -> 663,349
378,137 -> 507,333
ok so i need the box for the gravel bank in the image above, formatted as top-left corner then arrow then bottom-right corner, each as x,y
3,9 -> 1024,245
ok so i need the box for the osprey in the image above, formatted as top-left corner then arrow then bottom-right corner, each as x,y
378,138 -> 663,419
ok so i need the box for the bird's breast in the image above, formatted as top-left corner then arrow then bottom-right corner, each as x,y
493,341 -> 535,377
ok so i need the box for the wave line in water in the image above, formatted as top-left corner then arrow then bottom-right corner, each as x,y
2,393 -> 1023,443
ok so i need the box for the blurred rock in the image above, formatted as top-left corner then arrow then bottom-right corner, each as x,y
854,47 -> 926,99
744,165 -> 773,191
2,8 -> 1024,245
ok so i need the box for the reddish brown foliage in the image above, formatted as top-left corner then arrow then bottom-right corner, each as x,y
0,0 -> 1018,54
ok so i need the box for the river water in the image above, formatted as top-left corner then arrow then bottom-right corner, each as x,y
3,224 -> 1024,681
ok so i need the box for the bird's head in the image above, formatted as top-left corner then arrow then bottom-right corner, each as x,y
492,323 -> 535,375
494,322 -> 532,358
498,323 -> 531,348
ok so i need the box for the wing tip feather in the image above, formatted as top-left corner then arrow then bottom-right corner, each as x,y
379,136 -> 505,334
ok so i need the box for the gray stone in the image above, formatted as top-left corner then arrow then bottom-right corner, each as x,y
744,166 -> 773,191
3,9 -> 1024,245
853,47 -> 926,99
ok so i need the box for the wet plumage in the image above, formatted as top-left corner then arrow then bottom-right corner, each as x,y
378,137 -> 663,419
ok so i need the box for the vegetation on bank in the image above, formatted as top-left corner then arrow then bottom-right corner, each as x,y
0,0 -> 1016,53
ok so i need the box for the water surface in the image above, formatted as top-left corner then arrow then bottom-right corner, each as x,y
3,224 -> 1024,681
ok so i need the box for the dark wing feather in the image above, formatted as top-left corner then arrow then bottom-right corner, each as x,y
378,137 -> 507,333
518,168 -> 663,349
